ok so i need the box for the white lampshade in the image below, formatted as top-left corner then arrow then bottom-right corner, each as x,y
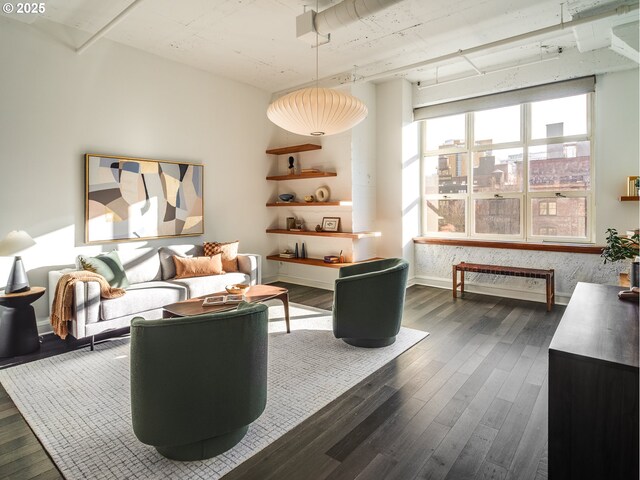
0,230 -> 36,256
267,87 -> 368,137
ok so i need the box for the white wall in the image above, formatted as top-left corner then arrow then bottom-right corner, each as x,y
593,68 -> 640,241
0,17 -> 273,329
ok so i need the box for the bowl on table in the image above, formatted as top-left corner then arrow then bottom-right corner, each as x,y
225,284 -> 250,295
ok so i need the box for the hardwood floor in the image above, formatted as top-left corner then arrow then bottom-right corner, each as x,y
0,284 -> 561,480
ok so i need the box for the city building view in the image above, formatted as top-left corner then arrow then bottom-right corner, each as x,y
425,121 -> 590,237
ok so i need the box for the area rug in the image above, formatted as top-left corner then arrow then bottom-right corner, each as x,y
0,303 -> 428,479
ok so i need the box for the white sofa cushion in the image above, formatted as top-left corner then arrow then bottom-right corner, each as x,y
166,272 -> 250,298
159,245 -> 204,280
117,248 -> 162,285
100,281 -> 187,321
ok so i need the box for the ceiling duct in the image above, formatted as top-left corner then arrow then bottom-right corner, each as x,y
297,0 -> 404,44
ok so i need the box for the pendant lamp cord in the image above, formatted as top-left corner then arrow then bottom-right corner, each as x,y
315,0 -> 319,130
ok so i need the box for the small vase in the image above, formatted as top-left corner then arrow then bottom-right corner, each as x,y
301,243 -> 306,259
294,243 -> 299,259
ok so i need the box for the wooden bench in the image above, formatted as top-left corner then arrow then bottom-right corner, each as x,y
453,262 -> 555,311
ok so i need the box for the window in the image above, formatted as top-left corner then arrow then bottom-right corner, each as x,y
538,200 -> 557,216
421,90 -> 592,242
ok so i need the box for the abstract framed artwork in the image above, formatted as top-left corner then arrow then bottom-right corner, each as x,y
85,154 -> 204,243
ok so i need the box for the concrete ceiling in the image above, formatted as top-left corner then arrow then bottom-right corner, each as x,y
8,0 -> 639,93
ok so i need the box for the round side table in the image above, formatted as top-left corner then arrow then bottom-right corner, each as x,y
0,287 -> 45,357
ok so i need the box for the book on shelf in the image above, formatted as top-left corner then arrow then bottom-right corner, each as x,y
279,252 -> 296,258
202,294 -> 245,306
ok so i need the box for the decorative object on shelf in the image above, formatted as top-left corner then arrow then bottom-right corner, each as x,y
266,6 -> 367,137
617,286 -> 639,301
279,193 -> 295,202
279,250 -> 295,258
323,255 -> 340,264
286,217 -> 296,230
602,228 -> 640,288
315,186 -> 330,202
0,230 -> 36,294
315,224 -> 323,232
304,195 -> 315,203
301,243 -> 307,259
294,243 -> 300,258
339,249 -> 345,263
627,176 -> 639,196
294,219 -> 304,230
225,284 -> 250,295
321,217 -> 341,232
85,154 -> 203,243
288,155 -> 301,175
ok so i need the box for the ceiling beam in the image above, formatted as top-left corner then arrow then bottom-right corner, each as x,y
76,0 -> 147,55
611,21 -> 640,63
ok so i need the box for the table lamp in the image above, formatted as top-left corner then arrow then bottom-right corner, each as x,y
0,230 -> 36,294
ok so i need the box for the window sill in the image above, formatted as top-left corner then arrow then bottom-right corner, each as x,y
412,237 -> 603,254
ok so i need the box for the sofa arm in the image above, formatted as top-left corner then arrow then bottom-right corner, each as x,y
237,254 -> 261,285
48,268 -> 75,315
48,269 -> 100,339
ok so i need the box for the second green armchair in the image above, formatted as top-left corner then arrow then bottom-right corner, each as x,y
333,258 -> 409,348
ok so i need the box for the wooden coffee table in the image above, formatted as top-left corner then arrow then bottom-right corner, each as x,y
163,284 -> 291,333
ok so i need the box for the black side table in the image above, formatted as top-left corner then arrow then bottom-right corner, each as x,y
0,287 -> 45,357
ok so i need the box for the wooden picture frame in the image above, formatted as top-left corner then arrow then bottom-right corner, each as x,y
321,217 -> 341,232
85,153 -> 204,243
627,176 -> 639,196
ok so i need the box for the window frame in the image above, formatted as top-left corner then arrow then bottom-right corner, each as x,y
420,92 -> 594,243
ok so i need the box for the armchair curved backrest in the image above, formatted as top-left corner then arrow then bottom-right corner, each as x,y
333,258 -> 409,347
130,302 -> 268,460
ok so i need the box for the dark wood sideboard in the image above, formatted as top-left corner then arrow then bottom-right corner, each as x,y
549,282 -> 639,480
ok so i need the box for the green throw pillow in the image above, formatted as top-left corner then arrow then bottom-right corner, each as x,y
78,251 -> 130,289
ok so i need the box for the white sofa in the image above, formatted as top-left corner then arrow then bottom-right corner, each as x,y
48,244 -> 261,343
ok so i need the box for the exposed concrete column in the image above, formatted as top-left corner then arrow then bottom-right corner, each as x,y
376,79 -> 419,279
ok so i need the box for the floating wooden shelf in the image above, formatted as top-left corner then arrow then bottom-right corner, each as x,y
266,255 -> 383,269
266,172 -> 337,181
266,229 -> 381,239
266,144 -> 322,155
266,201 -> 352,207
619,196 -> 640,201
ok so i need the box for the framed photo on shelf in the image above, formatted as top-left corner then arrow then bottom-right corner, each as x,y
627,176 -> 639,196
321,217 -> 340,232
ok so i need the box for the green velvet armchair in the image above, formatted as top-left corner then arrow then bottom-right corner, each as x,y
130,303 -> 268,461
333,258 -> 409,348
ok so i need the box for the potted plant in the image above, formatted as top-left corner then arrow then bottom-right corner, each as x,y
601,228 -> 640,287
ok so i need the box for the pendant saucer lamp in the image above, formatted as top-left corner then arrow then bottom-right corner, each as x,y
267,2 -> 367,137
267,86 -> 368,137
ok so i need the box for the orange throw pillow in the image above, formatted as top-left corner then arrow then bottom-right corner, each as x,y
173,255 -> 223,279
203,241 -> 239,272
